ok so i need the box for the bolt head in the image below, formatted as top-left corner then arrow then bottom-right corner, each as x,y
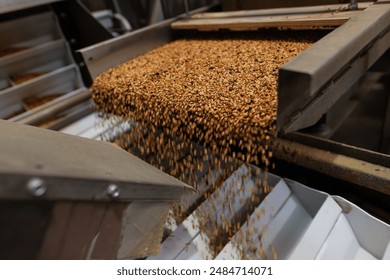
27,178 -> 46,197
107,184 -> 120,199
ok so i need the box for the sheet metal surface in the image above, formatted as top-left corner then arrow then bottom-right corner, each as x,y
0,0 -> 61,14
0,120 -> 192,201
77,5 -> 217,82
277,2 -> 390,133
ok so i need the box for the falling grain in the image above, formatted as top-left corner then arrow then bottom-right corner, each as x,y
92,30 -> 323,259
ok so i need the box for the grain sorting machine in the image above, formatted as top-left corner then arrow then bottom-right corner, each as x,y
0,0 -> 390,259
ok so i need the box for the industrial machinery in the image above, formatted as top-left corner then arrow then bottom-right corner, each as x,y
0,0 -> 390,259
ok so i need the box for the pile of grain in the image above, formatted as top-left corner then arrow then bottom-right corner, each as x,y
92,32 -> 318,167
92,31 -> 322,258
23,94 -> 61,110
10,72 -> 46,84
0,47 -> 28,58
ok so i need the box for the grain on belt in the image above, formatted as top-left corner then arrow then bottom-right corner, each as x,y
91,31 -> 321,167
91,31 -> 324,258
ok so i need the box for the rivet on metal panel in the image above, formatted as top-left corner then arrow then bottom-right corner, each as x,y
26,178 -> 46,197
107,184 -> 120,199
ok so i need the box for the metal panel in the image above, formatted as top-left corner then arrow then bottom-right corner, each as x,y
0,7 -> 90,127
0,200 -> 53,259
43,101 -> 93,131
0,11 -> 61,48
284,132 -> 390,167
216,178 -> 291,260
288,196 -> 342,259
150,164 -> 281,260
334,196 -> 390,259
37,201 -> 169,260
0,40 -> 72,78
77,4 -> 217,81
9,88 -> 90,126
0,120 -> 192,201
117,201 -> 172,259
315,214 -> 375,260
171,3 -> 368,31
0,0 -> 61,14
78,19 -> 173,81
222,0 -> 346,10
277,2 -> 390,133
0,65 -> 82,119
216,174 -> 390,260
193,3 -> 368,19
147,214 -> 199,260
272,137 -> 390,195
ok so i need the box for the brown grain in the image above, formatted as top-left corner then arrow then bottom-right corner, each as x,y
23,94 -> 61,110
0,47 -> 29,58
92,31 -> 322,258
92,32 -> 316,166
11,72 -> 46,84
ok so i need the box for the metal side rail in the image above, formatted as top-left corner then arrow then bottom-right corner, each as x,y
277,1 -> 390,133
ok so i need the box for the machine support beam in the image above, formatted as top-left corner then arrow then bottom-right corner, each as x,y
272,137 -> 390,195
